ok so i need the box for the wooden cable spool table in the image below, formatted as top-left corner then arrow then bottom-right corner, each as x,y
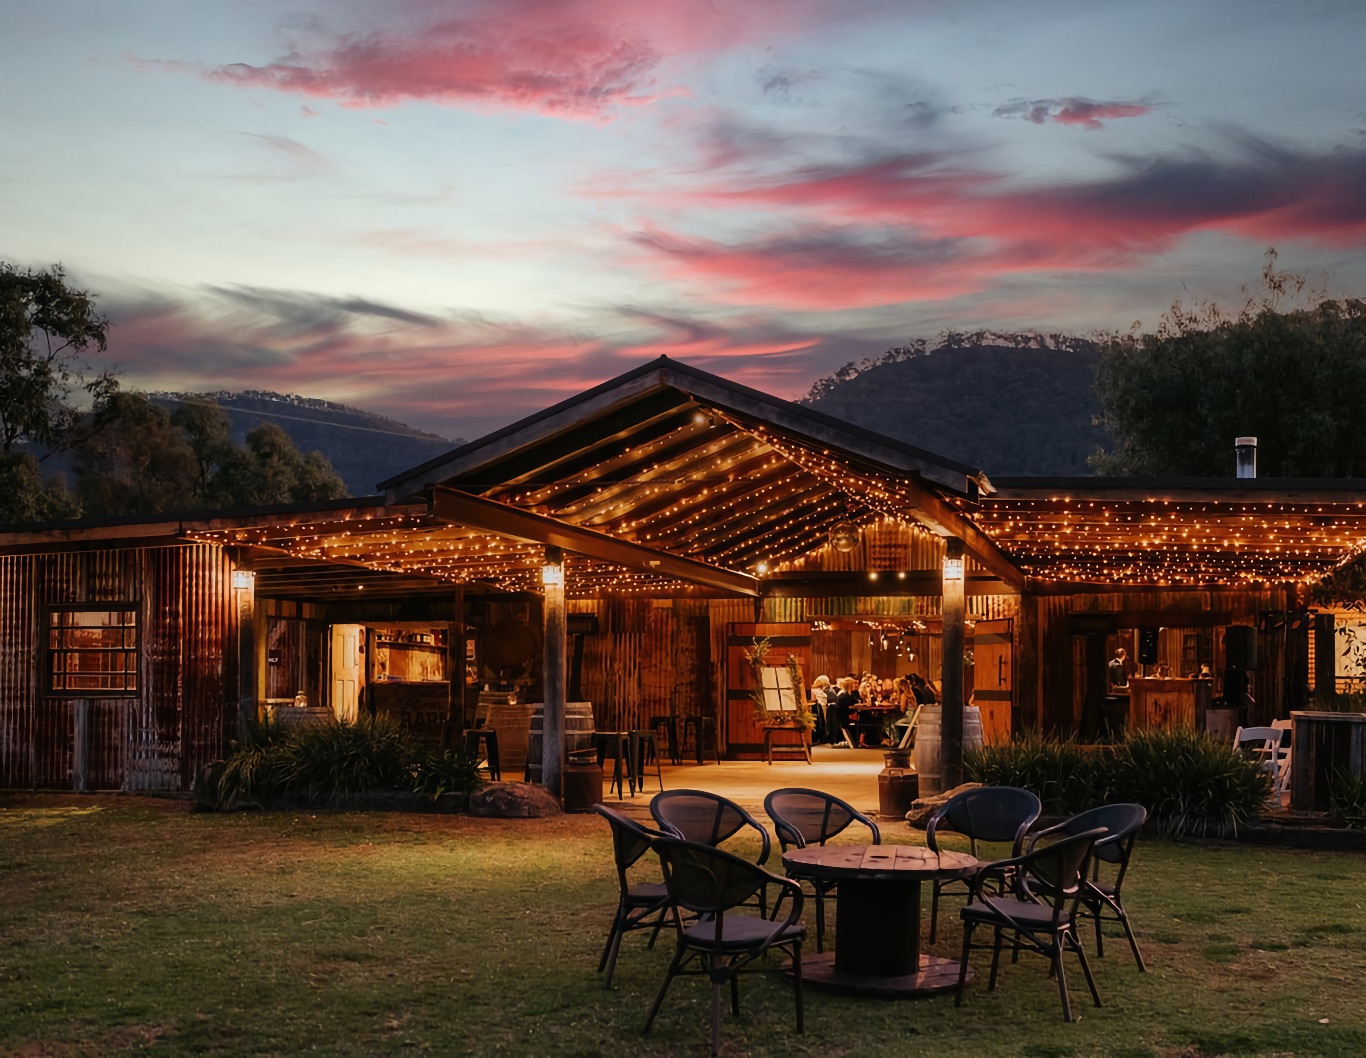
782,844 -> 979,997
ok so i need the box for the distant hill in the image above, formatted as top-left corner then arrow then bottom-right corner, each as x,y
150,391 -> 460,496
804,337 -> 1110,476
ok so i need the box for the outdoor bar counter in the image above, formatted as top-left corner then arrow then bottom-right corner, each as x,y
1127,677 -> 1212,732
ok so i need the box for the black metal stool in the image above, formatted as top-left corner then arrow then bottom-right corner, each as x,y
648,714 -> 681,765
683,716 -> 719,765
629,730 -> 665,794
594,731 -> 634,799
463,727 -> 501,781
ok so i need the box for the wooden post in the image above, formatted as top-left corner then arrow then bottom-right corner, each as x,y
447,585 -> 466,748
542,546 -> 567,798
941,538 -> 965,790
1015,593 -> 1040,734
234,566 -> 257,742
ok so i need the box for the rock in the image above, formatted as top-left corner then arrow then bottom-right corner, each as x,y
469,781 -> 563,818
904,782 -> 983,829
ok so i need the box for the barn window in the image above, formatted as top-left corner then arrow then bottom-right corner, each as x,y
47,607 -> 139,696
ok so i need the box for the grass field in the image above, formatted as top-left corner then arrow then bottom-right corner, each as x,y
1,795 -> 1363,1057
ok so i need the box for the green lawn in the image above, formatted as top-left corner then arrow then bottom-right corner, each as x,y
1,796 -> 1363,1057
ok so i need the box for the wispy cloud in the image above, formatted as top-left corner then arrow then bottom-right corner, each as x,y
994,96 -> 1153,130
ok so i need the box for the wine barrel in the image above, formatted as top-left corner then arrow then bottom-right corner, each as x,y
527,702 -> 596,784
913,704 -> 984,797
484,701 -> 534,778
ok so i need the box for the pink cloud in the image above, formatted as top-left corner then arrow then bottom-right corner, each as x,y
618,143 -> 1366,310
176,0 -> 836,119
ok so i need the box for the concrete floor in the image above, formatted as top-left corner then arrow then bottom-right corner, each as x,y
591,745 -> 897,823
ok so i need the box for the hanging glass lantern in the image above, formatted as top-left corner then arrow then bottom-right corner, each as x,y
830,521 -> 859,553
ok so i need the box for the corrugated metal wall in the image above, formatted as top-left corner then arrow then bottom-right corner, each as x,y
0,544 -> 233,791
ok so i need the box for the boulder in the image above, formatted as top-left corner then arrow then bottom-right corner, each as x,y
904,781 -> 983,829
469,781 -> 563,818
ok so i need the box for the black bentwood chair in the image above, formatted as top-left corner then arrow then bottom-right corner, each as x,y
652,790 -> 773,916
764,787 -> 881,953
1027,802 -> 1149,970
592,805 -> 671,988
955,826 -> 1109,1022
645,838 -> 805,1057
925,785 -> 1042,943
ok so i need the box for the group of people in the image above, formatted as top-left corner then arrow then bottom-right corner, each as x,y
809,671 -> 938,747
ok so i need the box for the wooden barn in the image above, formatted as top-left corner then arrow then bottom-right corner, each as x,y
3,357 -> 1365,792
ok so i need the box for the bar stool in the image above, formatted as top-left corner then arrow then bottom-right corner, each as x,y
463,727 -> 501,781
683,716 -> 720,765
629,730 -> 665,794
594,731 -> 634,799
648,714 -> 681,766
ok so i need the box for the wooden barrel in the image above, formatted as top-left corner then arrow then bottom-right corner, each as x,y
913,704 -> 984,797
484,701 -> 535,778
527,702 -> 596,784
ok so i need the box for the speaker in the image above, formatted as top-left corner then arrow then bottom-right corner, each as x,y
566,613 -> 600,636
1138,627 -> 1159,666
1224,625 -> 1257,670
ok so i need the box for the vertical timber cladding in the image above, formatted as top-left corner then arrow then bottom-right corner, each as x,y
0,544 -> 234,792
725,622 -> 812,757
565,597 -> 711,736
1037,586 -> 1293,737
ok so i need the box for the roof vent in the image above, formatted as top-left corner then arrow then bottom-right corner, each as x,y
1235,437 -> 1257,479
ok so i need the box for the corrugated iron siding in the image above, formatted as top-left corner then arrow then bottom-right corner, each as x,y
563,597 -> 718,735
0,544 -> 233,791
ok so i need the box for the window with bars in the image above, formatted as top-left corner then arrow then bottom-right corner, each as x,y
47,607 -> 139,696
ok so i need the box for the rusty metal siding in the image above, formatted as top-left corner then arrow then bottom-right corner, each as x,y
0,543 -> 234,791
0,556 -> 38,787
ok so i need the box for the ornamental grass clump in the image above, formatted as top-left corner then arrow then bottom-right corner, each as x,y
289,716 -> 420,805
1328,768 -> 1366,829
411,746 -> 484,802
965,733 -> 1106,815
214,712 -> 297,810
1109,728 -> 1271,839
967,728 -> 1271,839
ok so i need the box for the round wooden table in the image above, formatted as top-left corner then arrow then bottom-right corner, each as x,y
782,844 -> 979,997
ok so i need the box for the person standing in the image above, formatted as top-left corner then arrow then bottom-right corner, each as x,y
829,677 -> 859,747
809,675 -> 832,743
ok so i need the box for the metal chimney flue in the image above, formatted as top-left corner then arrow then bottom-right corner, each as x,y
1235,436 -> 1257,478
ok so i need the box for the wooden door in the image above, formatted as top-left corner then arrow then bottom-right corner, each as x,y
973,619 -> 1013,745
330,624 -> 363,723
725,623 -> 811,757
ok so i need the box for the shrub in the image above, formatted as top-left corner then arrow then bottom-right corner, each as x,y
214,712 -> 300,810
1328,768 -> 1366,829
965,728 -> 1272,839
965,733 -> 1106,815
1110,728 -> 1271,839
289,716 -> 420,804
411,747 -> 484,802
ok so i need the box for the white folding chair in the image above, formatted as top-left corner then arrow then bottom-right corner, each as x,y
1270,718 -> 1293,803
1235,725 -> 1285,805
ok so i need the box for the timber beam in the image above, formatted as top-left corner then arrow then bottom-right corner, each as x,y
430,487 -> 759,596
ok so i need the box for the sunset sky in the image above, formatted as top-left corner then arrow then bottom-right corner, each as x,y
4,0 -> 1366,439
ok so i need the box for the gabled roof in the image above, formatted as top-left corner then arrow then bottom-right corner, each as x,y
381,357 -> 1023,589
380,356 -> 989,499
